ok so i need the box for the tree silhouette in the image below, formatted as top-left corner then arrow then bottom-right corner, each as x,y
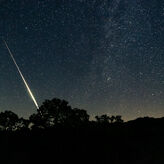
95,114 -> 110,123
110,115 -> 115,123
115,115 -> 124,123
29,113 -> 45,129
95,115 -> 124,124
29,98 -> 89,128
0,111 -> 19,130
67,108 -> 90,126
15,117 -> 29,131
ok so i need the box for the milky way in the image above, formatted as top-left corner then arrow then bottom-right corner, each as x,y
0,0 -> 164,120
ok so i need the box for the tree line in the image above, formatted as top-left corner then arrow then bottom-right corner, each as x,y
0,98 -> 123,131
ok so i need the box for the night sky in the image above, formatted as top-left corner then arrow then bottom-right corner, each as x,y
0,0 -> 164,120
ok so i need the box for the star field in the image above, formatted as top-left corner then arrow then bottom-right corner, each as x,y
0,0 -> 164,120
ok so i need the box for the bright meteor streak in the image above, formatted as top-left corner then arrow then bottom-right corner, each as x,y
3,40 -> 39,110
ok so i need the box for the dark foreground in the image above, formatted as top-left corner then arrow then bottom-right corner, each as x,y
1,117 -> 164,164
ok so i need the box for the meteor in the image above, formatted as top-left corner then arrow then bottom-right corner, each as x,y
3,40 -> 39,110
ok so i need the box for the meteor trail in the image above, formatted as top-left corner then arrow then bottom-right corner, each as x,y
3,40 -> 39,110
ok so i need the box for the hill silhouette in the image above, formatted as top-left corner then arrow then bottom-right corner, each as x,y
0,98 -> 164,164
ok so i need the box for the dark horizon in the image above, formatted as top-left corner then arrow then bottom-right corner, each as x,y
0,97 -> 164,164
